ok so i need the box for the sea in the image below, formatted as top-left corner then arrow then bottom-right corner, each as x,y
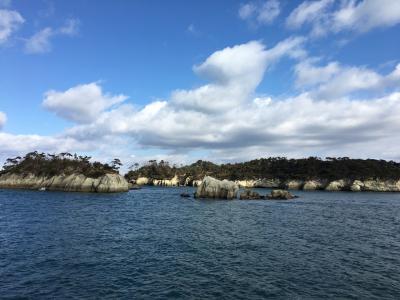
1,187 -> 400,299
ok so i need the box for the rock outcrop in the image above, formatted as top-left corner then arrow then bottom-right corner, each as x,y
284,180 -> 304,190
0,173 -> 129,193
267,189 -> 297,200
325,179 -> 351,191
239,189 -> 263,200
194,176 -> 239,199
303,180 -> 327,190
153,175 -> 180,186
350,179 -> 400,192
130,174 -> 400,193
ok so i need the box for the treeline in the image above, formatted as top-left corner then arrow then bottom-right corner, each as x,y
1,152 -> 122,178
125,157 -> 400,181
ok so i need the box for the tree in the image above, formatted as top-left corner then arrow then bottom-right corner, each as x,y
111,158 -> 123,171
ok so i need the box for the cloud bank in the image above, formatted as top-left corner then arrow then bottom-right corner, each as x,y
2,36 -> 400,164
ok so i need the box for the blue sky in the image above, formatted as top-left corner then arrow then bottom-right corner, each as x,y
1,0 -> 400,166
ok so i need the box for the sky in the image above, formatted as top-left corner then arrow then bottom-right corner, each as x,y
1,0 -> 400,168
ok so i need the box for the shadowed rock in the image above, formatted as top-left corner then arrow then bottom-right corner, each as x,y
239,189 -> 263,200
194,176 -> 239,199
267,189 -> 297,200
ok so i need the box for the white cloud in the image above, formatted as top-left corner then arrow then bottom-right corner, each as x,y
25,18 -> 80,54
239,0 -> 280,26
333,0 -> 400,32
0,9 -> 24,44
294,60 -> 400,99
287,0 -> 400,37
3,38 -> 400,163
0,111 -> 6,129
49,39 -> 400,162
43,82 -> 128,123
24,27 -> 53,53
171,38 -> 305,113
59,18 -> 80,36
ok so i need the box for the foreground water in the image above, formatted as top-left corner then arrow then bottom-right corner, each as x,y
1,187 -> 400,299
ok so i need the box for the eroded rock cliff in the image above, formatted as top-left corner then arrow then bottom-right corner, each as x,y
0,173 -> 129,193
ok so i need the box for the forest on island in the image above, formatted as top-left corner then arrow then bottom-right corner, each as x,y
125,157 -> 400,181
1,152 -> 122,178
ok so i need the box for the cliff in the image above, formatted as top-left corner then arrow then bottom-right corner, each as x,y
0,173 -> 129,193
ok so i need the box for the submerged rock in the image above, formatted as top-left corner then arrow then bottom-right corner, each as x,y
239,189 -> 263,200
180,192 -> 191,198
267,189 -> 297,200
194,176 -> 239,199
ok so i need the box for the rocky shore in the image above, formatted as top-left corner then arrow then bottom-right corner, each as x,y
0,173 -> 129,193
131,176 -> 400,192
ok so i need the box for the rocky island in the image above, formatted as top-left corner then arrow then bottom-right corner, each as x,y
126,157 -> 400,192
0,152 -> 129,193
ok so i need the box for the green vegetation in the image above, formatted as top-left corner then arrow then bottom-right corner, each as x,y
1,152 -> 122,178
125,157 -> 400,181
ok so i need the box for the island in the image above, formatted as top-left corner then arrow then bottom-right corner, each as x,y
125,157 -> 400,192
0,152 -> 129,193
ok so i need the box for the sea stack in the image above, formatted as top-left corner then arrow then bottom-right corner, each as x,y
194,176 -> 239,199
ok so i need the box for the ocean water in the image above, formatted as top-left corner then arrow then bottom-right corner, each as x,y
1,187 -> 400,299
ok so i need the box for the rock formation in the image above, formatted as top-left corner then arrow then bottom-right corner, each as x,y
129,174 -> 400,193
325,179 -> 350,191
267,189 -> 297,200
239,189 -> 263,200
303,180 -> 327,190
0,173 -> 129,193
194,176 -> 239,199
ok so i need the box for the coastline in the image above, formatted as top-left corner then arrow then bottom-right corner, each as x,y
0,173 -> 129,193
132,176 -> 400,192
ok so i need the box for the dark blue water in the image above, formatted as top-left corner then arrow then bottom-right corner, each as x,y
1,187 -> 400,299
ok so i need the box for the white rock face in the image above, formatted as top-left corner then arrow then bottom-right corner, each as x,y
254,178 -> 281,188
195,176 -> 239,199
303,180 -> 327,190
135,177 -> 150,185
236,180 -> 256,188
350,179 -> 400,192
285,180 -> 304,190
325,179 -> 350,191
0,173 -> 128,193
153,175 -> 180,186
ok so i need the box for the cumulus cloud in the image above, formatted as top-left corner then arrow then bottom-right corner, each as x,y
239,0 -> 280,26
25,18 -> 80,54
294,60 -> 400,99
3,38 -> 400,163
287,0 -> 400,37
0,111 -> 6,129
43,82 -> 128,123
52,38 -> 400,162
171,38 -> 306,113
0,9 -> 24,44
